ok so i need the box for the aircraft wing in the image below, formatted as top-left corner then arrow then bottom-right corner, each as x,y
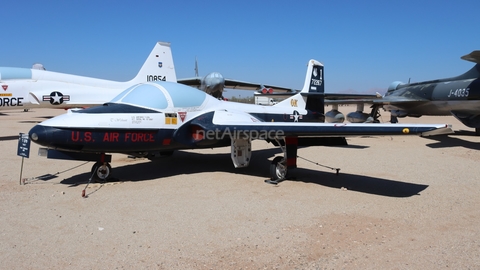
177,77 -> 202,87
323,93 -> 430,105
175,111 -> 452,145
323,93 -> 382,105
223,79 -> 296,92
372,95 -> 430,105
254,92 -> 380,102
275,92 -> 427,106
177,77 -> 296,93
324,93 -> 381,100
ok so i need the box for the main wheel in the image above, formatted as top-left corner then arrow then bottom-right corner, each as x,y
91,162 -> 112,182
270,156 -> 287,182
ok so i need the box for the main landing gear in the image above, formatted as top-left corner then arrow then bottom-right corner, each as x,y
370,104 -> 382,123
270,156 -> 287,183
266,136 -> 343,185
266,137 -> 298,185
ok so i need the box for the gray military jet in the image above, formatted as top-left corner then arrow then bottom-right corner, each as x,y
380,50 -> 480,135
322,51 -> 480,135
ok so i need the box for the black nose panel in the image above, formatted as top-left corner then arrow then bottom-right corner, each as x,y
29,125 -> 51,147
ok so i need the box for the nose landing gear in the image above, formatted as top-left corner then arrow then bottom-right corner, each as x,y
91,162 -> 112,182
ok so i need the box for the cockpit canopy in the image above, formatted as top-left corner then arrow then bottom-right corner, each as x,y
0,67 -> 32,81
110,81 -> 208,110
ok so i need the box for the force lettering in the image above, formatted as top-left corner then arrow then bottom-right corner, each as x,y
0,97 -> 24,106
71,131 -> 155,143
123,132 -> 155,142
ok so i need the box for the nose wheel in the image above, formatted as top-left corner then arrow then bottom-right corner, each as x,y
91,162 -> 112,181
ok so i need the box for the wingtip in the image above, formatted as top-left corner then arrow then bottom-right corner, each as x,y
420,125 -> 454,137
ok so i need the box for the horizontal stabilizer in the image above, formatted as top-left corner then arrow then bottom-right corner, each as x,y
461,50 -> 480,64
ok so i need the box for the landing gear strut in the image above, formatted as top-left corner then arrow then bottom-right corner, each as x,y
91,162 -> 112,181
269,156 -> 287,183
266,137 -> 298,184
369,104 -> 382,123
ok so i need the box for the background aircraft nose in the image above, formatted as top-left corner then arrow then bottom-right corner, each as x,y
203,72 -> 226,98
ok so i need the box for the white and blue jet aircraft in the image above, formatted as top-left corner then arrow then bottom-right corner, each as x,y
0,42 -> 176,110
28,59 -> 453,183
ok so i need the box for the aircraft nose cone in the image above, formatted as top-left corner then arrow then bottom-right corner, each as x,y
29,125 -> 51,147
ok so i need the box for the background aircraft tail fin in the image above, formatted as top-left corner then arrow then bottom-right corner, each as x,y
454,64 -> 480,80
275,59 -> 325,116
454,50 -> 480,80
130,41 -> 177,83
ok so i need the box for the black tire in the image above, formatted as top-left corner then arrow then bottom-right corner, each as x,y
270,156 -> 287,181
91,162 -> 112,182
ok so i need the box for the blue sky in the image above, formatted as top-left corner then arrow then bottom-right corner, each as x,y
2,0 -> 479,98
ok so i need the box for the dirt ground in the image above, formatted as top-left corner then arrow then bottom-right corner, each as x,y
1,107 -> 479,269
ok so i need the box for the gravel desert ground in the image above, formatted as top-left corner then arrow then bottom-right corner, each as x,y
1,107 -> 479,269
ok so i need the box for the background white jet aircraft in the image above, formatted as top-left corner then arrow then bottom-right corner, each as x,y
1,41 -> 298,111
0,42 -> 176,111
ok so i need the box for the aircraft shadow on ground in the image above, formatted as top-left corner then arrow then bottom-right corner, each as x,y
289,170 -> 428,197
57,147 -> 427,198
18,116 -> 55,124
425,132 -> 480,150
18,120 -> 44,124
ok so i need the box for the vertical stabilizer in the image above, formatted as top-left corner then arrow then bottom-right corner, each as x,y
304,59 -> 325,115
129,41 -> 177,83
301,59 -> 324,94
275,59 -> 325,115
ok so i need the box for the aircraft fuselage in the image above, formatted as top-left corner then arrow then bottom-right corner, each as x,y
28,62 -> 453,182
384,78 -> 480,116
1,79 -> 125,109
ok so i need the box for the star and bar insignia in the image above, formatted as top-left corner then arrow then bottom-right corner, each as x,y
42,91 -> 70,105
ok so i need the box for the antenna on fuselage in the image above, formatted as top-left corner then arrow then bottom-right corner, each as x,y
195,56 -> 199,77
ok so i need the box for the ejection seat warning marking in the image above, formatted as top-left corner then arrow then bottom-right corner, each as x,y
165,113 -> 178,125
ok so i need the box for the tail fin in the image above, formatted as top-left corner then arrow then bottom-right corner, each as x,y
129,41 -> 177,83
276,59 -> 325,115
455,50 -> 480,80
